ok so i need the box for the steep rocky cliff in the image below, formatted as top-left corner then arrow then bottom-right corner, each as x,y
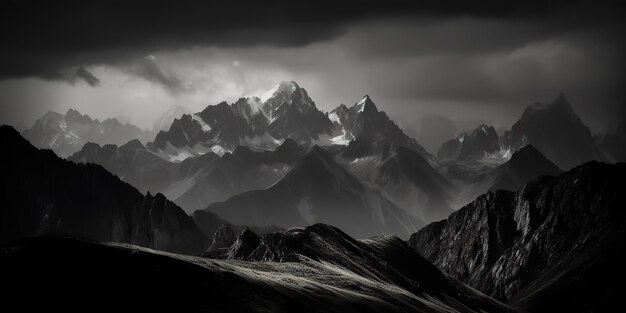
408,161 -> 626,312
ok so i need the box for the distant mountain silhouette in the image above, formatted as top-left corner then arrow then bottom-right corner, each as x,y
22,109 -> 152,158
502,93 -> 604,170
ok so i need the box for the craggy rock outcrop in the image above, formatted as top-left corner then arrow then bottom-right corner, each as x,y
409,161 -> 626,312
227,227 -> 260,260
202,224 -> 236,258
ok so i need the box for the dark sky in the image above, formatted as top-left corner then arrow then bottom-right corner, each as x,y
0,0 -> 624,151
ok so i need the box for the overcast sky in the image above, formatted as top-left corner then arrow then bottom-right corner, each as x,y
0,0 -> 624,150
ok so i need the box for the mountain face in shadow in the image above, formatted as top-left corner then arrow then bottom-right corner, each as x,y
22,109 -> 153,158
70,138 -> 304,214
340,145 -> 455,225
598,120 -> 626,163
437,124 -> 500,162
502,94 -> 604,170
486,145 -> 562,192
202,146 -> 419,238
0,225 -> 515,313
0,125 -> 208,254
408,161 -> 626,312
451,145 -> 563,208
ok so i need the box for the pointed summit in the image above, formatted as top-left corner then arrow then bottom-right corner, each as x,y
260,81 -> 302,103
554,92 -> 568,105
354,95 -> 378,113
260,81 -> 317,122
65,108 -> 93,124
506,93 -> 602,170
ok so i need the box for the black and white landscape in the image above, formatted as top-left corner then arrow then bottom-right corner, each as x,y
1,1 -> 624,312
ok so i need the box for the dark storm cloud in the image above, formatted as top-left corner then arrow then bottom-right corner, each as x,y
74,67 -> 100,87
127,57 -> 188,94
36,66 -> 100,86
0,0 -> 621,82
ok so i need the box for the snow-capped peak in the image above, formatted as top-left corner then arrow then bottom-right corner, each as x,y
260,84 -> 280,102
355,95 -> 371,112
353,95 -> 378,114
260,81 -> 300,103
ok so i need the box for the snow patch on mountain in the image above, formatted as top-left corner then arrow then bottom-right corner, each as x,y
240,133 -> 284,151
260,84 -> 280,102
192,114 -> 212,132
310,131 -> 351,146
210,145 -> 229,156
356,96 -> 368,112
149,142 -> 225,162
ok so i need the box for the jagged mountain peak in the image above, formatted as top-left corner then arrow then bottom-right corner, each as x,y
334,103 -> 349,112
506,93 -> 601,170
523,93 -> 577,120
261,81 -> 314,109
471,124 -> 497,138
227,227 -> 261,260
354,94 -> 378,113
22,108 -> 152,158
437,123 -> 501,162
65,108 -> 93,124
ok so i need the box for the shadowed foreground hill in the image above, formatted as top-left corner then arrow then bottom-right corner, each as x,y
0,125 -> 208,254
0,224 -> 515,313
409,161 -> 626,312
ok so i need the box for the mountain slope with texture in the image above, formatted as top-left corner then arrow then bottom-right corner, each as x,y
0,225 -> 515,313
202,146 -> 420,238
0,125 -> 208,254
70,138 -> 304,214
408,161 -> 626,312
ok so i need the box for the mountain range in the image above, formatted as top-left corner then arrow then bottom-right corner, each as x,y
1,79 -> 624,313
21,109 -> 154,158
64,82 -> 615,240
68,82 -> 451,237
147,81 -> 433,162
